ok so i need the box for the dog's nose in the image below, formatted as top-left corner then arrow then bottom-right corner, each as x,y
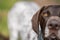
48,20 -> 59,28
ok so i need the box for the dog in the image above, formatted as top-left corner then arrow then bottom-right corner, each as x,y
32,5 -> 60,40
8,2 -> 40,40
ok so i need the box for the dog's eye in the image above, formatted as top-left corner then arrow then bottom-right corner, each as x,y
42,11 -> 50,17
42,13 -> 48,17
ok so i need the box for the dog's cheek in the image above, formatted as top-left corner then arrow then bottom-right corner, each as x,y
57,30 -> 60,39
45,26 -> 49,37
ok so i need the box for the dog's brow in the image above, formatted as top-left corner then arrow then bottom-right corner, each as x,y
42,10 -> 50,16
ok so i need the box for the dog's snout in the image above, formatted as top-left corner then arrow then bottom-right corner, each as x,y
48,20 -> 60,29
49,21 -> 58,27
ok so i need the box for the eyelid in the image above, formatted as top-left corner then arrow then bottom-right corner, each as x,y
42,11 -> 50,17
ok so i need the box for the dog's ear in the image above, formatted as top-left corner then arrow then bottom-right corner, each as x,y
32,6 -> 46,35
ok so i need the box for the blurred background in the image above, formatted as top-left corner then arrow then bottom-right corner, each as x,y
0,0 -> 60,40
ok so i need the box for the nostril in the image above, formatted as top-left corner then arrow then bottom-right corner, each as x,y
48,23 -> 58,27
49,24 -> 52,26
48,24 -> 52,29
55,24 -> 58,27
48,24 -> 59,29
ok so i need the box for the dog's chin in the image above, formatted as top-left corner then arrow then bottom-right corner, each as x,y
45,37 -> 58,40
45,38 -> 57,40
49,38 -> 57,40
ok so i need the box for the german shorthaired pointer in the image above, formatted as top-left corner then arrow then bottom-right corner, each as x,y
8,2 -> 40,40
32,5 -> 60,40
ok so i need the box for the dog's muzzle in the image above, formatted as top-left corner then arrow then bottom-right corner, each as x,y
45,16 -> 60,40
48,33 -> 58,40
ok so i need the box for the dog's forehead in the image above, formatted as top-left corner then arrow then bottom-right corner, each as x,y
43,5 -> 60,15
47,6 -> 60,11
47,5 -> 60,12
43,5 -> 60,12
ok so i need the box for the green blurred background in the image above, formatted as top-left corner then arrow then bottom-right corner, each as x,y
0,0 -> 60,39
0,0 -> 17,38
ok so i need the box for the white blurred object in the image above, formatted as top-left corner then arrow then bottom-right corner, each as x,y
8,1 -> 40,40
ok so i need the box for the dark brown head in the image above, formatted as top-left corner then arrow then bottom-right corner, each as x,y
32,5 -> 60,40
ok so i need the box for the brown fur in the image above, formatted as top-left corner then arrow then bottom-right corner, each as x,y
32,5 -> 60,40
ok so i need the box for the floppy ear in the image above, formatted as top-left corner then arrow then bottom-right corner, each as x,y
32,6 -> 46,35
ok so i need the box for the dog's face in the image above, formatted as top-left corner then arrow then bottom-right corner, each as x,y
32,5 -> 60,40
39,5 -> 60,40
